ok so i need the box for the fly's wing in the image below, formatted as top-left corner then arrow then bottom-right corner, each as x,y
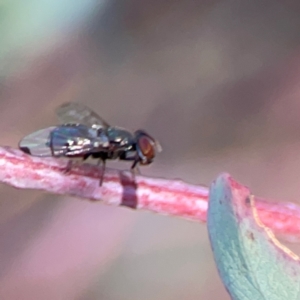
56,102 -> 110,129
19,127 -> 56,157
50,124 -> 109,157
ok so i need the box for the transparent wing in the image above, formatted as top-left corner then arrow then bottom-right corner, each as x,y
49,124 -> 109,157
56,102 -> 110,128
19,127 -> 56,157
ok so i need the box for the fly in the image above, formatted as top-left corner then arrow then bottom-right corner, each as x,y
19,102 -> 161,185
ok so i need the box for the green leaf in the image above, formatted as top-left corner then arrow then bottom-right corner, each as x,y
207,173 -> 300,300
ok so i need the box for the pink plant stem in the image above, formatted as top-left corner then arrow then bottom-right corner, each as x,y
1,146 -> 300,241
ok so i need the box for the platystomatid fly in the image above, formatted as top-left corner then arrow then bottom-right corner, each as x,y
19,102 -> 161,185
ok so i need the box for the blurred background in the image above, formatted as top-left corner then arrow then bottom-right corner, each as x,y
2,0 -> 300,299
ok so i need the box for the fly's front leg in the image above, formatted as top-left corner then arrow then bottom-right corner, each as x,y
135,166 -> 141,175
131,159 -> 140,174
118,150 -> 140,180
129,157 -> 141,183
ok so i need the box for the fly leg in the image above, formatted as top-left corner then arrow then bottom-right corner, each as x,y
135,166 -> 141,175
119,151 -> 139,181
63,160 -> 73,174
63,157 -> 84,175
130,158 -> 140,181
98,159 -> 106,186
132,164 -> 141,175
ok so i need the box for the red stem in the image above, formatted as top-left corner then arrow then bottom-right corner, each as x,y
1,146 -> 300,241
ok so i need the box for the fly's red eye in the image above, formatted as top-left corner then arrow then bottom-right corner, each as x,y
138,136 -> 155,160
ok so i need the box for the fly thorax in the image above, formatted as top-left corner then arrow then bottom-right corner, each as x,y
107,127 -> 134,147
